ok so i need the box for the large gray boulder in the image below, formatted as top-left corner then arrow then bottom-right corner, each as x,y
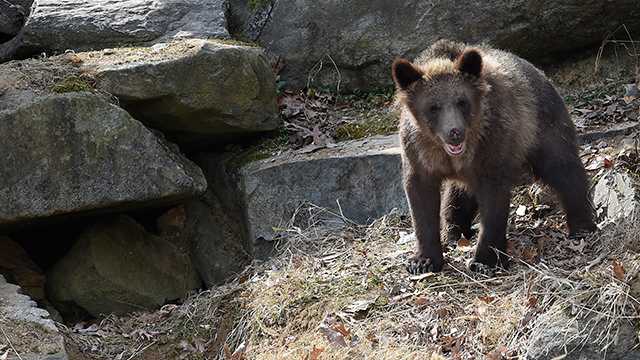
238,135 -> 406,247
47,215 -> 201,317
81,39 -> 280,146
0,275 -> 67,360
0,91 -> 206,226
0,0 -> 32,42
229,0 -> 640,90
1,0 -> 228,61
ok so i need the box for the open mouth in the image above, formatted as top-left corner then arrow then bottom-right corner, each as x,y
444,142 -> 465,156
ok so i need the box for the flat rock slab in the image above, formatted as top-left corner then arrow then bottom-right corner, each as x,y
239,135 -> 406,245
1,0 -> 228,61
0,275 -> 67,360
80,39 -> 280,145
0,92 -> 206,226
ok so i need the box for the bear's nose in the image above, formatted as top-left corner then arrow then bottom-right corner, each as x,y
448,128 -> 465,145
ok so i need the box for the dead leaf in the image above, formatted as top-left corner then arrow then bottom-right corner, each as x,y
436,307 -> 449,318
457,238 -> 471,248
332,323 -> 350,338
279,94 -> 305,118
344,299 -> 375,318
390,293 -> 412,304
223,344 -> 232,359
430,324 -> 439,340
230,342 -> 246,360
478,296 -> 495,304
366,332 -> 379,345
319,315 -> 347,347
527,296 -> 538,308
585,156 -> 604,171
521,247 -> 538,263
516,205 -> 527,217
486,345 -> 508,360
603,157 -> 614,168
624,84 -> 638,103
397,231 -> 415,245
613,259 -> 626,281
309,346 -> 324,360
415,296 -> 429,306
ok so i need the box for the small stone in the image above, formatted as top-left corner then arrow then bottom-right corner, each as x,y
516,205 -> 527,217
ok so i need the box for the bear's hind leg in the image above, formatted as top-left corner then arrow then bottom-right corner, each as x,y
442,184 -> 478,245
531,145 -> 596,236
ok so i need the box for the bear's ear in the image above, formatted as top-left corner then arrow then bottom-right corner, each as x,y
456,49 -> 483,77
392,58 -> 423,90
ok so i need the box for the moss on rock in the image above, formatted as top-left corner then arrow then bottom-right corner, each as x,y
51,76 -> 93,93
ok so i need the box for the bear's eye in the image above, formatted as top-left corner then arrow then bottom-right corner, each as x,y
428,104 -> 441,114
456,98 -> 469,110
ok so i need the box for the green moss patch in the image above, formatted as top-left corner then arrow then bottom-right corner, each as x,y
335,113 -> 398,142
248,0 -> 271,11
227,127 -> 290,169
51,76 -> 93,93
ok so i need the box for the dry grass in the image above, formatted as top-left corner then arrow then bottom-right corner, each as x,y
66,206 -> 640,359
223,204 -> 640,360
65,185 -> 640,360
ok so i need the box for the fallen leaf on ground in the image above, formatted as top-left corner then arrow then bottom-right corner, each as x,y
415,297 -> 429,306
478,296 -> 495,304
613,259 -> 625,281
222,342 -> 246,360
333,322 -> 351,338
309,346 -> 324,360
319,314 -> 348,347
486,345 -> 508,360
344,299 -> 375,318
457,238 -> 471,248
603,157 -> 614,168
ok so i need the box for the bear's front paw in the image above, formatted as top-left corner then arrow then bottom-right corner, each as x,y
406,254 -> 443,274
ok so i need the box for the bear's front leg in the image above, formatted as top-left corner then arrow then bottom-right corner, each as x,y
469,181 -> 512,272
404,170 -> 444,274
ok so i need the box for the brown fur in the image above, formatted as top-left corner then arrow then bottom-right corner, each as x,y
394,40 -> 596,274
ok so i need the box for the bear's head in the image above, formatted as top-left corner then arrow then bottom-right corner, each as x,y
392,49 -> 488,157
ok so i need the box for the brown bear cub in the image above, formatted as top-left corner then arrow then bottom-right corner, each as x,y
392,40 -> 596,274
